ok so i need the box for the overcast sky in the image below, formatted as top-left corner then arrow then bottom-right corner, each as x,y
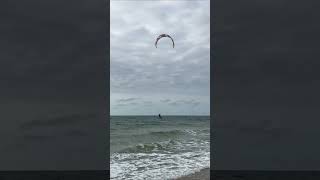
110,0 -> 210,115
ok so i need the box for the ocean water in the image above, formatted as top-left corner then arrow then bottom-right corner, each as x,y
110,116 -> 210,180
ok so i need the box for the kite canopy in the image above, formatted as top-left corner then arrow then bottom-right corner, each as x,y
155,34 -> 175,48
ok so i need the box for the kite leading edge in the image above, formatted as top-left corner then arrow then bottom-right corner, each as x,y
155,34 -> 175,48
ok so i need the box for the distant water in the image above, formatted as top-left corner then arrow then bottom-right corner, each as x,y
110,116 -> 210,180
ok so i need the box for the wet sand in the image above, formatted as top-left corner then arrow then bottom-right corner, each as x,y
175,168 -> 210,180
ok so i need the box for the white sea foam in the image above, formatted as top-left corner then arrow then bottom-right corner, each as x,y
111,150 -> 209,180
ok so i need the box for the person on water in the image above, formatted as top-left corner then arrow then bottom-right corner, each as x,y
158,114 -> 162,119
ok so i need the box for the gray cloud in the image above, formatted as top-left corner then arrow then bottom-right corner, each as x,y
111,0 -> 210,115
116,102 -> 138,106
116,98 -> 139,103
167,99 -> 200,106
143,101 -> 153,105
160,99 -> 171,103
114,98 -> 141,107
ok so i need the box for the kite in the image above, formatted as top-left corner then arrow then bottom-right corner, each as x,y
155,34 -> 175,48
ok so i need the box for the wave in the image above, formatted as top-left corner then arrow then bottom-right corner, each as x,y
118,139 -> 179,153
149,129 -> 189,136
113,129 -> 209,153
135,129 -> 203,138
111,151 -> 210,180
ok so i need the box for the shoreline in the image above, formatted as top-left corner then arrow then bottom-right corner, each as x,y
175,168 -> 210,180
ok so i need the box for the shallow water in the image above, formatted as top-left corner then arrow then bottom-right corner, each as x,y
110,116 -> 210,180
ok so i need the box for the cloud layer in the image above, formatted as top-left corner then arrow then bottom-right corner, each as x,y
111,0 -> 210,115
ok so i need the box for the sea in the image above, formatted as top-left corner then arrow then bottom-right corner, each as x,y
110,116 -> 210,180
